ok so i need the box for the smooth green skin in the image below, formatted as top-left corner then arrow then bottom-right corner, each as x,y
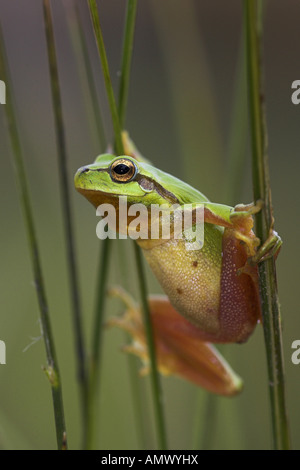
75,154 -> 261,344
75,154 -> 234,219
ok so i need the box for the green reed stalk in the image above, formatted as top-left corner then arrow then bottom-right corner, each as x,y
74,3 -> 107,151
66,2 -> 107,151
118,0 -> 138,128
87,0 -> 123,155
63,0 -> 109,449
0,24 -> 67,450
132,243 -> 168,450
81,0 -> 140,449
245,0 -> 291,450
87,0 -> 167,450
117,0 -> 149,449
43,0 -> 88,446
86,236 -> 111,449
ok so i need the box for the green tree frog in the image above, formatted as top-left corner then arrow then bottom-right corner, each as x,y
75,153 -> 267,345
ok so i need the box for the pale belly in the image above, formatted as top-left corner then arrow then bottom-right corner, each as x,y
139,224 -> 223,334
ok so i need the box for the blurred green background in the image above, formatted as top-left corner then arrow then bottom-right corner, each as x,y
0,0 -> 299,450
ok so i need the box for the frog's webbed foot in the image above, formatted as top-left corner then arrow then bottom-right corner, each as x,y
233,198 -> 282,271
230,199 -> 264,219
228,199 -> 282,273
226,200 -> 264,257
107,289 -> 243,395
248,229 -> 282,265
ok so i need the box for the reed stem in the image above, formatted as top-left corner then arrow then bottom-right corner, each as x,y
0,22 -> 67,450
43,0 -> 89,446
245,0 -> 291,450
87,0 -> 167,449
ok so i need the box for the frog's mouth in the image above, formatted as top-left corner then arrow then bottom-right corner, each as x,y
75,185 -> 149,209
76,186 -> 119,208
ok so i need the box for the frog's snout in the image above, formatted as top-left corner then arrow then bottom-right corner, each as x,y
74,166 -> 87,189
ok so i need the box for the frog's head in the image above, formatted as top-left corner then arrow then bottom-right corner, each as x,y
76,153 -> 205,241
75,153 -> 206,211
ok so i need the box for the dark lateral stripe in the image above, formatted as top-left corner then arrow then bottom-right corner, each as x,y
135,174 -> 179,204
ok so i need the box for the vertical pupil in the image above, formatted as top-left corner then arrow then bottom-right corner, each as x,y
114,164 -> 130,175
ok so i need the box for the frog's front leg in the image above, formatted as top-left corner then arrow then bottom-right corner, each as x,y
204,201 -> 262,257
228,201 -> 282,264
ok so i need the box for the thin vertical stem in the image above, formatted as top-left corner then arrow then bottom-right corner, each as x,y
43,0 -> 88,445
118,0 -> 149,449
245,0 -> 291,450
87,0 -> 123,155
86,237 -> 111,449
75,2 -> 107,151
87,0 -> 167,449
65,1 -> 107,151
0,24 -> 67,450
133,244 -> 167,449
118,0 -> 138,128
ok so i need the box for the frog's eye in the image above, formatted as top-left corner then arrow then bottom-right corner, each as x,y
110,158 -> 137,183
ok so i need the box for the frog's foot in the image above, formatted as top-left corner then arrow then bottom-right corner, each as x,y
237,229 -> 282,277
230,199 -> 264,218
229,200 -> 282,265
228,200 -> 263,257
107,291 -> 243,395
249,229 -> 282,265
107,286 -> 137,311
232,230 -> 260,257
